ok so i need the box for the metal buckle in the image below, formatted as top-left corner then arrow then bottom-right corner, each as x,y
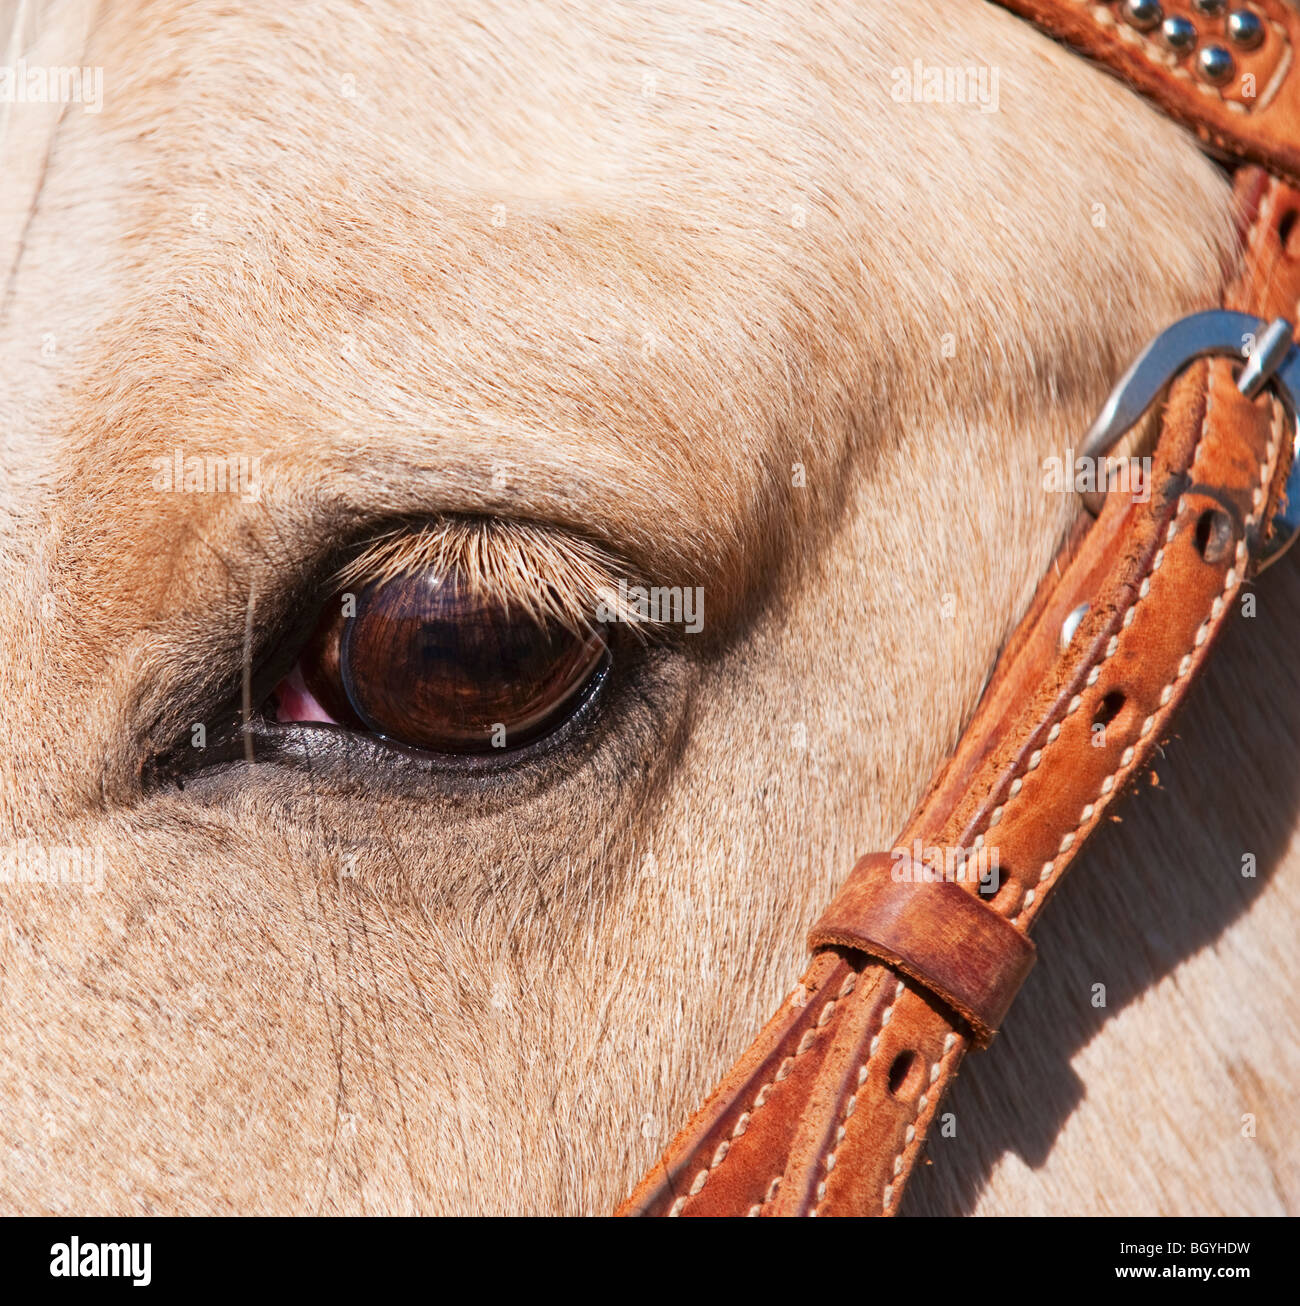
1079,309 -> 1300,571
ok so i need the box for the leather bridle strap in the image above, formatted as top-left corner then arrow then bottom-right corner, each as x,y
993,0 -> 1300,190
617,9 -> 1300,1217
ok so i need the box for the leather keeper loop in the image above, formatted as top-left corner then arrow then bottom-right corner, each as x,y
807,852 -> 1036,1047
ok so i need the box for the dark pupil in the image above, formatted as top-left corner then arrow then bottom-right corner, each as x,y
338,572 -> 606,753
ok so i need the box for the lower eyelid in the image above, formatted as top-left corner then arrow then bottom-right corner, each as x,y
253,651 -> 614,782
273,664 -> 339,725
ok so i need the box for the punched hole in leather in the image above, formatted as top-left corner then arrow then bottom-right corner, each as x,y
807,851 -> 1037,1048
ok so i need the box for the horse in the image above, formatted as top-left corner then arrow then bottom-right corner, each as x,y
1,0 -> 1295,1214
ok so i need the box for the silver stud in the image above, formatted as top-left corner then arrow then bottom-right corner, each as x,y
1060,604 -> 1090,652
1161,15 -> 1198,51
1193,0 -> 1226,15
1122,0 -> 1163,31
1196,44 -> 1236,83
1227,10 -> 1265,50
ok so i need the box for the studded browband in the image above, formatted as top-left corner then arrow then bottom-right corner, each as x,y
616,2 -> 1300,1216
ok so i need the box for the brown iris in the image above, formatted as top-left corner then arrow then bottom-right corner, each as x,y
296,569 -> 607,754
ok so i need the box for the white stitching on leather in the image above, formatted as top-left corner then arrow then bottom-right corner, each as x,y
881,1032 -> 960,1214
987,322 -> 1279,926
983,524 -> 1174,876
669,969 -> 862,1214
808,980 -> 906,1215
1013,530 -> 1252,928
1008,371 -> 1285,930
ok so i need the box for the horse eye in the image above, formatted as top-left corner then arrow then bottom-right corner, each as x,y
275,570 -> 608,754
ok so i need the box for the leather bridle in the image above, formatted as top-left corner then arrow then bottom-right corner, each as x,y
618,0 -> 1300,1216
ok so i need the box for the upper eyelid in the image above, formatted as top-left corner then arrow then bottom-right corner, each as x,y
330,515 -> 673,638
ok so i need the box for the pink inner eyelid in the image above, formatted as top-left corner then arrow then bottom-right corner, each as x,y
273,663 -> 339,725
